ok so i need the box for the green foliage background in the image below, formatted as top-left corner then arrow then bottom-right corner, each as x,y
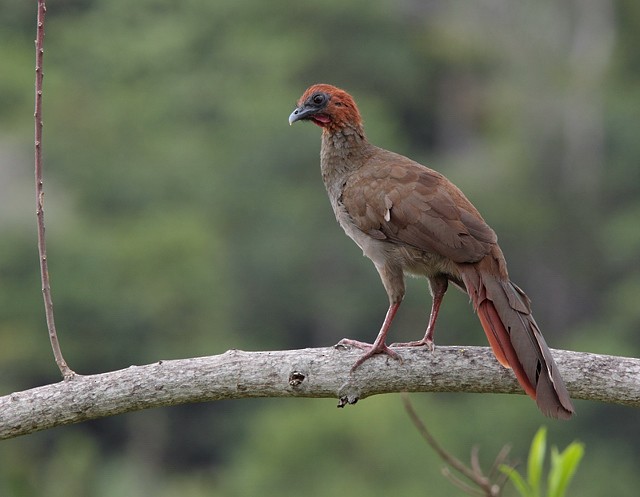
1,1 -> 638,495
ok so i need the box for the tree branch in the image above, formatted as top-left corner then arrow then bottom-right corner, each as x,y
1,346 -> 638,440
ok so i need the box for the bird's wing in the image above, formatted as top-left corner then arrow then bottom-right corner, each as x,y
341,148 -> 497,264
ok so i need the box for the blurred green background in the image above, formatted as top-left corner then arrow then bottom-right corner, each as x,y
1,0 -> 639,495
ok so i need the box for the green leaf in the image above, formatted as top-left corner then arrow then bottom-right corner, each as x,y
547,442 -> 585,497
499,464 -> 532,497
527,427 -> 547,497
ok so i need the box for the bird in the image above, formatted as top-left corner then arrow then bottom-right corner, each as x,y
288,84 -> 575,419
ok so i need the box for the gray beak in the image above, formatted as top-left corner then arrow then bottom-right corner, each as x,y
288,106 -> 315,125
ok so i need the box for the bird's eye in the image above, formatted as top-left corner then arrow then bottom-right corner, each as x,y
312,93 -> 326,105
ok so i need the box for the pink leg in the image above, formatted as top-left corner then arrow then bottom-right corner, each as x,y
337,302 -> 403,371
391,276 -> 448,351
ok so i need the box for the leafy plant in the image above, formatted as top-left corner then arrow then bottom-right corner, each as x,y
500,427 -> 584,497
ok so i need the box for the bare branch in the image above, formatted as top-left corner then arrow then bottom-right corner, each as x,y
403,395 -> 498,496
488,444 -> 513,483
34,0 -> 75,379
441,467 -> 488,497
0,346 -> 638,440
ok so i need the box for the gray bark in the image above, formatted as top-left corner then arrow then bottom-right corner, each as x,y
1,345 -> 638,440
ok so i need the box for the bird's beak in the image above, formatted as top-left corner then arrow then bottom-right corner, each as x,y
288,105 -> 315,125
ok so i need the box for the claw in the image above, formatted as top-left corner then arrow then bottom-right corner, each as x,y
336,338 -> 403,371
390,338 -> 435,352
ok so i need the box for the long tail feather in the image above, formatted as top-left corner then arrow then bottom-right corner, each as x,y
459,259 -> 574,419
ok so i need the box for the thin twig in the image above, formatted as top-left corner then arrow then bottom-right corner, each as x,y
442,467 -> 487,497
34,0 -> 75,380
471,446 -> 483,476
402,394 -> 501,496
489,444 -> 513,482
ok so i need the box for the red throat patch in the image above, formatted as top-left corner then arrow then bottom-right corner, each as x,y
311,114 -> 331,127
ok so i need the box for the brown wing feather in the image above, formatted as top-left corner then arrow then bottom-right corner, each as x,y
342,147 -> 497,264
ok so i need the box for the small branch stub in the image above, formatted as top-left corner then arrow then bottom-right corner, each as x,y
288,371 -> 306,387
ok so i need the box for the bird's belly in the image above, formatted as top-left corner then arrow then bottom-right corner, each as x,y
389,243 -> 456,278
335,203 -> 457,278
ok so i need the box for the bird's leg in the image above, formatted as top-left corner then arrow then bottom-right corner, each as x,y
336,301 -> 403,371
337,263 -> 405,370
391,276 -> 448,351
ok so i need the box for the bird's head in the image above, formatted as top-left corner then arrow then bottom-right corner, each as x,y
289,84 -> 363,133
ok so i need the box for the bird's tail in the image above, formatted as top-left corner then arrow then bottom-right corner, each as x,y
458,258 -> 574,419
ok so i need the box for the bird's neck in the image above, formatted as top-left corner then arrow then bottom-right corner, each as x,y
320,124 -> 373,186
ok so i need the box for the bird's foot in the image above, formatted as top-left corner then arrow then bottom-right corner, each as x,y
390,337 -> 435,352
335,338 -> 403,371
